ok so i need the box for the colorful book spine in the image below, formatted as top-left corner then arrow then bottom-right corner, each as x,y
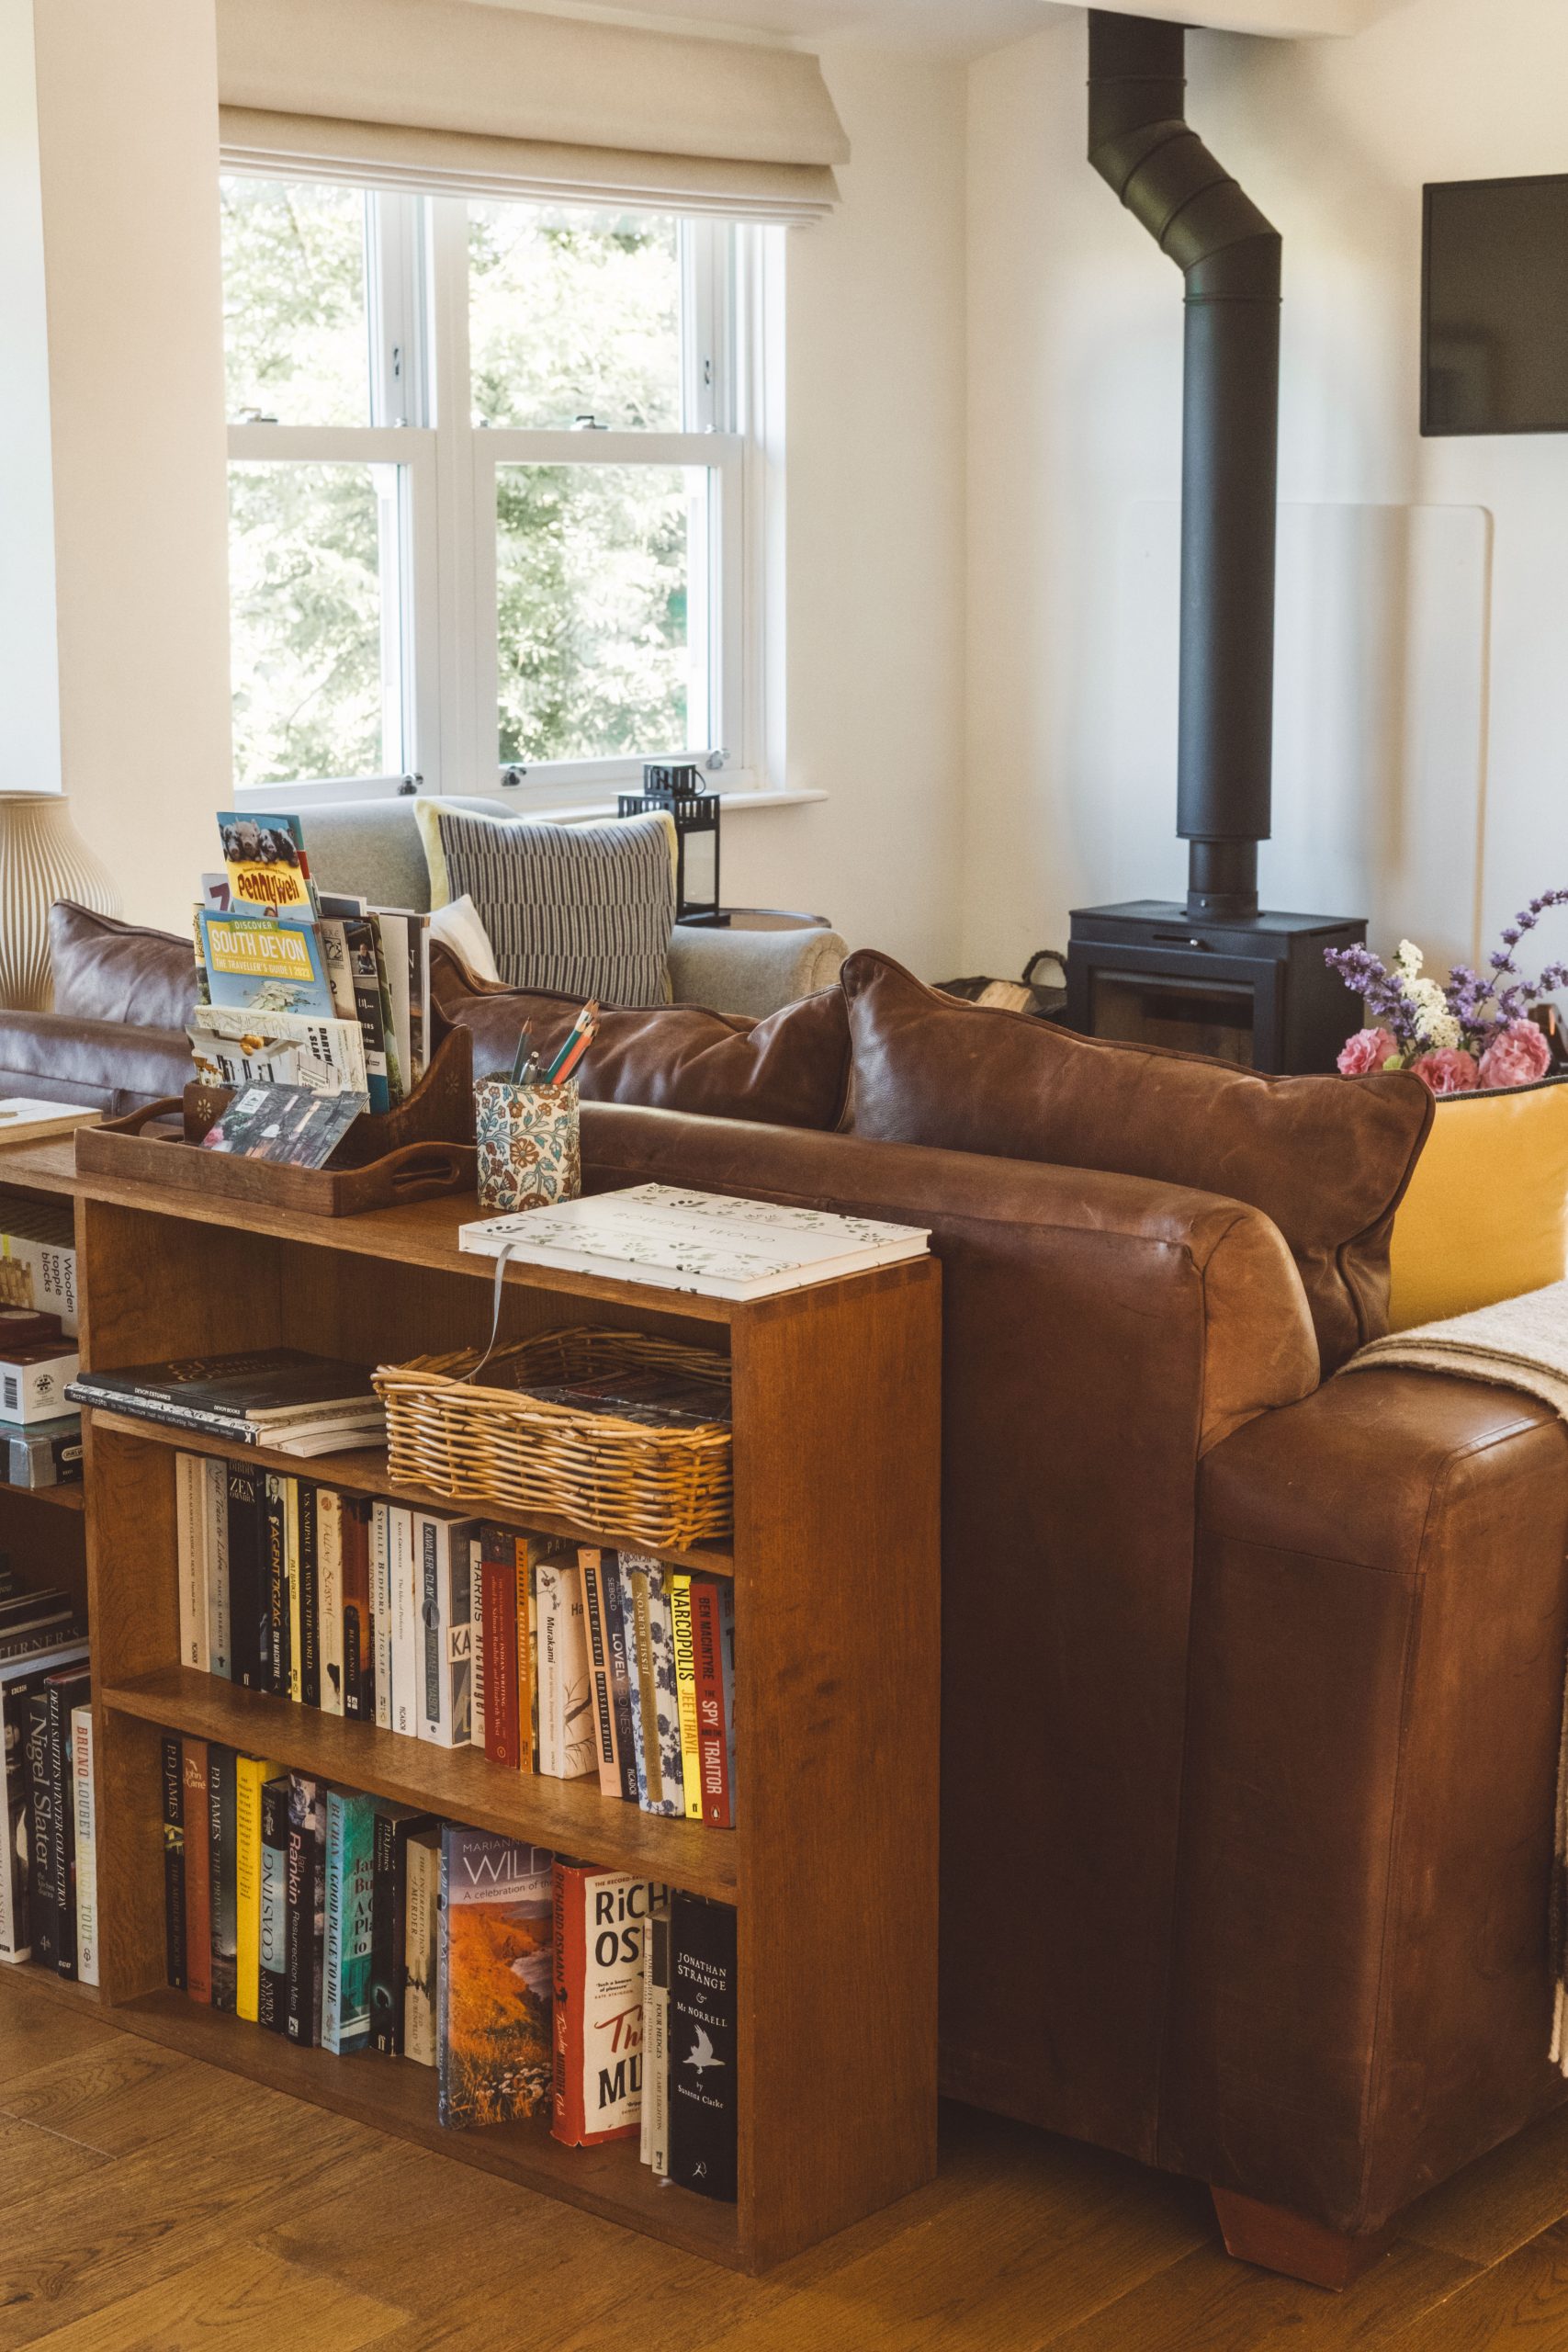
551,1864 -> 660,2148
603,1560 -> 638,1805
625,1555 -> 682,1817
161,1734 -> 186,1991
667,1892 -> 739,2201
71,1704 -> 97,1987
690,1577 -> 734,1829
235,1751 -> 283,2022
437,1828 -> 553,2129
479,1528 -> 520,1770
618,1555 -> 651,1809
580,1550 -> 623,1801
257,1775 -> 290,2033
340,1497 -> 373,1722
182,1736 -> 212,2002
322,1787 -> 376,2053
208,1745 -> 238,2014
317,1488 -> 344,1716
468,1538 -> 485,1751
284,1772 -> 325,2046
370,1502 -> 394,1733
669,1576 -> 703,1824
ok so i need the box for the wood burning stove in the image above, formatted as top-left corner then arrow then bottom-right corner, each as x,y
1065,14 -> 1366,1073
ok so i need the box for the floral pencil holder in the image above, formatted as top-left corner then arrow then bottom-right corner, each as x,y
474,1078 -> 581,1215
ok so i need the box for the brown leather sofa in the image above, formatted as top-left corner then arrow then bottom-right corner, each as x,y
28,911 -> 1568,2287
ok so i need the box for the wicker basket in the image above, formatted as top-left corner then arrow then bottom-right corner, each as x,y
374,1328 -> 733,1549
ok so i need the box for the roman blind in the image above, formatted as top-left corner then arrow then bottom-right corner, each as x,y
217,0 -> 848,222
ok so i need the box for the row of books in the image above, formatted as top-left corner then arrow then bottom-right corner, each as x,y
0,1561 -> 94,1975
170,1453 -> 738,1827
159,1735 -> 737,2197
196,810 -> 431,1115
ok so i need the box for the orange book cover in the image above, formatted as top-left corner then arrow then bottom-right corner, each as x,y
182,1736 -> 211,2004
551,1861 -> 660,2147
437,1829 -> 552,2128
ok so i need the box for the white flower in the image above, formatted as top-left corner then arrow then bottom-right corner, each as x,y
1396,938 -> 1425,980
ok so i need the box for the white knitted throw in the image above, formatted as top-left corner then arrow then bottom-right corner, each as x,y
1344,1280 -> 1568,2070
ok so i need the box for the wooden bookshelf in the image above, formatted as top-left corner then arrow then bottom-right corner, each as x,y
17,1166 -> 942,2275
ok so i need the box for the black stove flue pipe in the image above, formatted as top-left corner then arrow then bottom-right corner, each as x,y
1088,12 -> 1280,921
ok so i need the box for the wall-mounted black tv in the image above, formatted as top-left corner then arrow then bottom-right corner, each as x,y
1423,174 -> 1568,436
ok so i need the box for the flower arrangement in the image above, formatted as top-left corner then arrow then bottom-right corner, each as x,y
1326,892 -> 1568,1094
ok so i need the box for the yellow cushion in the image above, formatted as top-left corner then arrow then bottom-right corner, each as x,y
1388,1078 -> 1568,1330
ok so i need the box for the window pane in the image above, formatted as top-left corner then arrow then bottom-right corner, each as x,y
222,177 -> 371,425
231,461 -> 399,786
495,464 -> 705,763
469,203 -> 682,431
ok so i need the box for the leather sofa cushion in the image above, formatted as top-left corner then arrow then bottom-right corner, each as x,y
431,944 -> 850,1131
0,1012 -> 195,1114
50,902 -> 197,1031
840,948 -> 1435,1371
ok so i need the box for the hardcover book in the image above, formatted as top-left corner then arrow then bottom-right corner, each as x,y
643,1909 -> 671,2177
263,1476 -> 289,1699
415,1512 -> 479,1747
44,1667 -> 88,1977
468,1538 -> 485,1751
316,1488 -> 345,1716
161,1734 -> 186,1992
208,1746 -> 238,2014
370,1502 -> 395,1734
257,1774 -> 290,2034
479,1529 -> 520,1770
227,1461 -> 266,1691
297,1482 -> 319,1709
204,1458 -> 231,1679
667,1893 -> 739,2201
551,1865 -> 664,2148
388,1506 -> 418,1738
0,1645 -> 86,1964
175,1452 -> 208,1672
437,1829 -> 553,2129
579,1550 -> 624,1802
536,1559 -> 595,1781
626,1555 -> 683,1818
182,1736 -> 212,2002
322,1787 -> 377,2053
339,1497 -> 374,1721
67,1350 -> 378,1443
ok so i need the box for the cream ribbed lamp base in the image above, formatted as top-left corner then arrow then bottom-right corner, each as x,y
0,793 -> 120,1012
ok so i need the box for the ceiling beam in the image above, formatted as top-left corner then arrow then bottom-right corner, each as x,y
1047,0 -> 1382,36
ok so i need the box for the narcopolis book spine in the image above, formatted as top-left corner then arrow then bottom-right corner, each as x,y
551,1864 -> 663,2149
437,1828 -> 553,2130
667,1892 -> 738,2202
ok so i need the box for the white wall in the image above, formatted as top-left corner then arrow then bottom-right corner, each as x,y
0,0 -> 60,795
720,45 -> 969,974
28,0 -> 232,933
964,0 -> 1568,982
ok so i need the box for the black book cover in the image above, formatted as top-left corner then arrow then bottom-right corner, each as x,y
257,1774 -> 290,2034
668,1893 -> 738,2201
369,1804 -> 434,2054
208,1745 -> 237,2014
161,1734 -> 186,1992
298,1483 -> 320,1709
65,1349 -> 374,1421
601,1556 -> 639,1805
45,1668 -> 88,1979
341,1496 -> 373,1723
285,1772 -> 325,2046
2,1669 -> 36,1957
23,1689 -> 56,1972
263,1473 -> 288,1698
227,1462 -> 266,1690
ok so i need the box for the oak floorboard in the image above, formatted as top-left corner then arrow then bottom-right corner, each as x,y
1391,2218 -> 1568,2349
17,2244 -> 409,2352
0,2119 -> 109,2213
0,1972 -> 117,2077
1404,2104 -> 1568,2268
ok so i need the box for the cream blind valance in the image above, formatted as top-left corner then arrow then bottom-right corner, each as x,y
217,0 -> 848,222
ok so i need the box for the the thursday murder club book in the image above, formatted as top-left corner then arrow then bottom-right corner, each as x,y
437,1829 -> 554,2130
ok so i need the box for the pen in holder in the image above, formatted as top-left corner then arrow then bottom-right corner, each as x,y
474,1076 -> 581,1215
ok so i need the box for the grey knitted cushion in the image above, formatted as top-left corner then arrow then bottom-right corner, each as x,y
428,807 -> 674,1005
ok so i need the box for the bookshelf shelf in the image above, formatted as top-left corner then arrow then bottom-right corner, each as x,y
103,1663 -> 738,1904
84,1410 -> 733,1576
4,1480 -> 84,1512
7,1159 -> 941,2274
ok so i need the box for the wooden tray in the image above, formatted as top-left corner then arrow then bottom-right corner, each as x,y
76,1027 -> 478,1216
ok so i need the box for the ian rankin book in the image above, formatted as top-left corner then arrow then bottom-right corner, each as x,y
551,1865 -> 665,2148
437,1829 -> 554,2129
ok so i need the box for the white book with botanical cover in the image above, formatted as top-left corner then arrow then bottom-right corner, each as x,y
458,1184 -> 930,1302
536,1559 -> 595,1781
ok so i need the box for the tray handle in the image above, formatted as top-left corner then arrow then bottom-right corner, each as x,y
100,1097 -> 186,1138
374,1140 -> 478,1204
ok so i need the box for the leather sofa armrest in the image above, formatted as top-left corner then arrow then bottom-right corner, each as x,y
1163,1369 -> 1568,2233
580,1102 -> 1320,2151
0,1012 -> 194,1114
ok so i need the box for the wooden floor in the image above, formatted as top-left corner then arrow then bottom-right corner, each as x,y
8,1974 -> 1568,2349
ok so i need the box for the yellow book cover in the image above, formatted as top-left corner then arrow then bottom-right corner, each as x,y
285,1478 -> 303,1705
234,1751 -> 283,2022
668,1577 -> 703,1821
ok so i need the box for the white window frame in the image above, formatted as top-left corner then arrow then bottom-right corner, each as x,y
228,182 -> 773,813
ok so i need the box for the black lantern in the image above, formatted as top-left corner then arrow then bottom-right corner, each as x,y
617,763 -> 721,923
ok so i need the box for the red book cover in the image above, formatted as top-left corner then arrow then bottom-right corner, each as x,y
480,1528 -> 520,1770
182,1736 -> 212,2002
551,1860 -> 652,2148
690,1579 -> 731,1829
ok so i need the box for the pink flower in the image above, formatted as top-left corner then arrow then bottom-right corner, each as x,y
1410,1047 -> 1481,1095
1478,1018 -> 1553,1091
1337,1026 -> 1399,1077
